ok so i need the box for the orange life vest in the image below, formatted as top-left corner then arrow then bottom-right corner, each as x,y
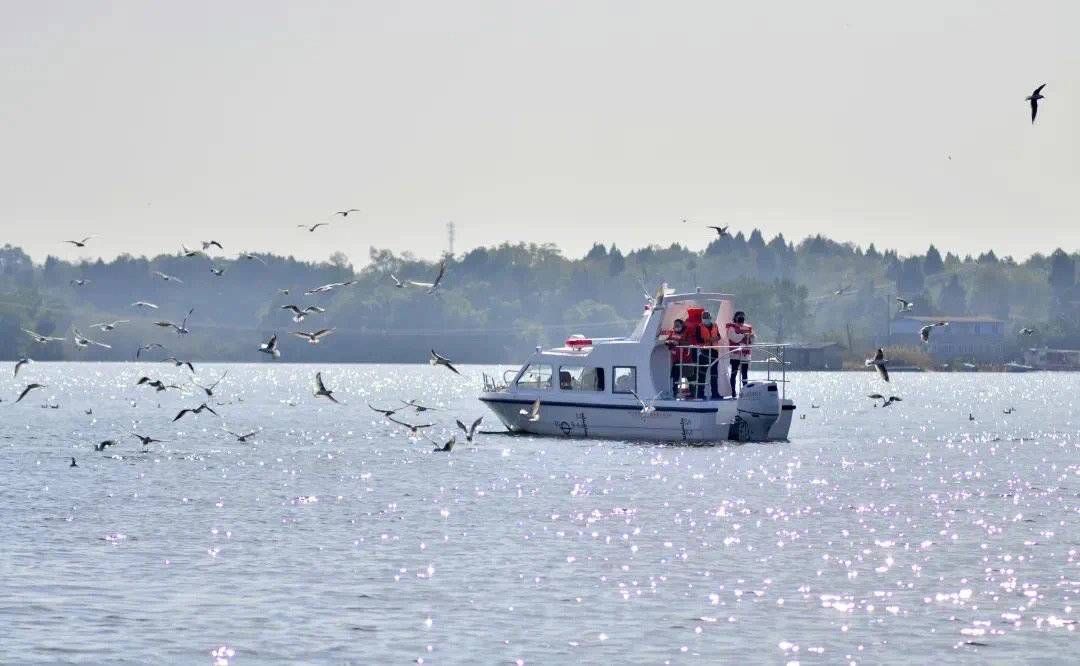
669,329 -> 697,363
698,322 -> 720,346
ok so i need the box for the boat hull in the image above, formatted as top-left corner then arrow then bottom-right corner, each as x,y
480,393 -> 794,443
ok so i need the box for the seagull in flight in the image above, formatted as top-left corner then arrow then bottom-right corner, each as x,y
293,328 -> 335,345
223,427 -> 258,442
1026,83 -> 1046,124
192,371 -> 228,398
865,347 -> 890,382
298,222 -> 329,233
313,372 -> 340,403
258,334 -> 281,358
131,433 -> 167,447
281,304 -> 307,321
239,252 -> 268,265
131,301 -> 159,310
429,349 -> 461,375
201,240 -> 224,251
433,436 -> 456,453
179,244 -> 202,258
334,209 -> 361,217
390,274 -> 405,288
172,402 -> 219,422
152,270 -> 184,284
72,328 -> 111,350
368,403 -> 399,417
136,376 -> 178,392
407,263 -> 445,294
305,280 -> 357,295
210,266 -> 226,276
386,415 -> 433,434
16,383 -> 45,403
456,416 -> 483,442
90,320 -> 129,332
280,304 -> 325,323
833,284 -> 853,297
630,389 -> 663,417
164,356 -> 195,373
401,399 -> 438,413
64,236 -> 95,247
14,358 -> 31,377
94,440 -> 119,452
706,225 -> 730,238
881,396 -> 903,408
1018,327 -> 1037,336
23,329 -> 65,344
173,308 -> 194,335
895,298 -> 914,313
920,321 -> 948,343
520,399 -> 541,422
70,278 -> 90,287
153,308 -> 194,335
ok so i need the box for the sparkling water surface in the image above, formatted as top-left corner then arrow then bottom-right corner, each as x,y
2,363 -> 1077,664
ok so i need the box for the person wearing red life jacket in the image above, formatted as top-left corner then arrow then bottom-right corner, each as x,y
725,310 -> 754,397
666,318 -> 698,397
696,310 -> 721,399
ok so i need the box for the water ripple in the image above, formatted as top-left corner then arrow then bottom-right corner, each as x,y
0,364 -> 1077,662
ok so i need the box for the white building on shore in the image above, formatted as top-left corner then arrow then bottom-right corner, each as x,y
888,315 -> 1005,363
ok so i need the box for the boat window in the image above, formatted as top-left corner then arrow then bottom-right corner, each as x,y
516,364 -> 553,389
612,366 -> 636,394
559,366 -> 605,391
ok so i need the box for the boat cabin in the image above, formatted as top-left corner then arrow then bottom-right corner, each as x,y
504,290 -> 743,402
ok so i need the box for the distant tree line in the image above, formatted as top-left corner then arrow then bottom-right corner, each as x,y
0,233 -> 1076,363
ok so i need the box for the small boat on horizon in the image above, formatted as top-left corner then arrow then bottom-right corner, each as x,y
479,288 -> 795,443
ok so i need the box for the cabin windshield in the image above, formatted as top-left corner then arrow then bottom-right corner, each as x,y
516,363 -> 553,389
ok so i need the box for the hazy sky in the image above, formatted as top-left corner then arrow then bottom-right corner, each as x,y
2,1 -> 1077,265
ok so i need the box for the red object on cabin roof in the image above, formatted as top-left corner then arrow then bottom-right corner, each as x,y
565,337 -> 593,349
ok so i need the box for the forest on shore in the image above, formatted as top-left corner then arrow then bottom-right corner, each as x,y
1,230 -> 1077,364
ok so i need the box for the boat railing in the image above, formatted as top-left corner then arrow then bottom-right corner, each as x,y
482,370 -> 514,392
670,343 -> 790,400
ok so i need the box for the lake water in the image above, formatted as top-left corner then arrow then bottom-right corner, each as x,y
1,363 -> 1077,664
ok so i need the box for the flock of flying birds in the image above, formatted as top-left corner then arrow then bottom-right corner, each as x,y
14,211 -> 481,464
822,78 -> 1052,413
858,293 -> 1039,413
12,82 -> 1058,454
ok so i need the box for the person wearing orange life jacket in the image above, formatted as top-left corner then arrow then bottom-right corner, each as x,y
725,310 -> 754,397
666,318 -> 697,397
696,310 -> 722,399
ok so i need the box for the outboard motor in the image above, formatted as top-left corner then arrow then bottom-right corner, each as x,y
729,381 -> 781,441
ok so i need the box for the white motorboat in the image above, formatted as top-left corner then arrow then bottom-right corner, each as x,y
479,288 -> 796,443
